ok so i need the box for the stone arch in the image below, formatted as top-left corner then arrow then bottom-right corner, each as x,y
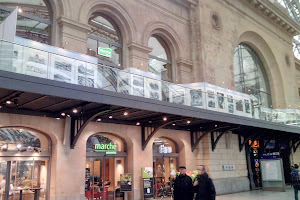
234,31 -> 285,107
143,21 -> 184,59
78,0 -> 136,43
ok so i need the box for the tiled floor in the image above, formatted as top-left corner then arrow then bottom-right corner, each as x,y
159,187 -> 295,200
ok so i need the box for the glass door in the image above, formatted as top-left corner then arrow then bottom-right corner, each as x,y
153,157 -> 177,199
86,158 -> 125,200
0,161 -> 7,200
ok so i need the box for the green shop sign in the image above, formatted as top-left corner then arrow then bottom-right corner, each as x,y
98,47 -> 112,58
94,143 -> 117,154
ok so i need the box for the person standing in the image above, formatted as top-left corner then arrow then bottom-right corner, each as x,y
173,166 -> 193,200
291,164 -> 300,200
194,165 -> 216,200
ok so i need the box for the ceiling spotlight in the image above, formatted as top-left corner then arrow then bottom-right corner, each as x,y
187,120 -> 191,124
2,144 -> 7,149
136,122 -> 140,126
97,118 -> 101,122
16,144 -> 22,149
61,112 -> 66,116
215,125 -> 218,127
172,123 -> 176,126
149,121 -> 152,124
56,118 -> 60,120
0,105 -> 2,109
18,8 -> 23,13
72,108 -> 78,113
67,114 -> 71,117
109,116 -> 113,119
163,117 -> 167,121
6,100 -> 12,105
124,112 -> 128,116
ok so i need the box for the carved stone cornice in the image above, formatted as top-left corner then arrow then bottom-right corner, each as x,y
245,0 -> 300,35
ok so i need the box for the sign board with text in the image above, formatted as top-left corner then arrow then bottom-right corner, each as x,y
120,173 -> 132,192
93,143 -> 117,154
98,47 -> 112,58
142,167 -> 154,198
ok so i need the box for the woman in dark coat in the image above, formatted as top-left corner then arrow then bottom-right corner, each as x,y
194,165 -> 216,200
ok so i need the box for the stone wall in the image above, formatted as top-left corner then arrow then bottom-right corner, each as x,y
195,133 -> 250,195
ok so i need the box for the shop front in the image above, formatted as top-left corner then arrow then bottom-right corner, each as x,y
153,137 -> 178,198
0,127 -> 51,200
85,133 -> 127,200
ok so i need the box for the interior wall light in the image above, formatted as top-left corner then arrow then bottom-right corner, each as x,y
124,112 -> 128,116
72,108 -> 78,113
163,117 -> 167,121
109,116 -> 113,119
136,122 -> 140,126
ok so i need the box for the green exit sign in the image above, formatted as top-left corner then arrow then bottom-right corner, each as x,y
98,47 -> 112,58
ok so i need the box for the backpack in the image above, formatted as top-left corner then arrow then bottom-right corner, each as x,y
291,169 -> 300,186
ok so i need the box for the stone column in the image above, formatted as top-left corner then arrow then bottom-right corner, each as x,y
57,16 -> 91,54
127,42 -> 152,71
176,58 -> 194,84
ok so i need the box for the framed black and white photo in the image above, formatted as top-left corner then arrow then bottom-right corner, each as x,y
23,48 -> 49,79
50,54 -> 75,84
145,79 -> 162,100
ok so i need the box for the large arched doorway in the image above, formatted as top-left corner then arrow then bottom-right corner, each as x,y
152,137 -> 178,198
0,127 -> 51,200
85,133 -> 127,200
0,0 -> 53,44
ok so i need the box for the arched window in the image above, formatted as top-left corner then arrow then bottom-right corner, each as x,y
87,14 -> 122,68
148,36 -> 172,81
234,44 -> 272,108
0,0 -> 52,44
0,127 -> 51,199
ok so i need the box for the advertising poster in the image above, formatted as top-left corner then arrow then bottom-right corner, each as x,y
145,78 -> 162,100
244,97 -> 252,118
142,167 -> 154,199
190,89 -> 204,107
120,173 -> 132,192
50,54 -> 75,84
234,94 -> 245,117
23,48 -> 48,78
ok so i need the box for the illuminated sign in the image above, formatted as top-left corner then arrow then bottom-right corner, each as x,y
98,47 -> 112,58
249,140 -> 259,148
94,143 -> 117,154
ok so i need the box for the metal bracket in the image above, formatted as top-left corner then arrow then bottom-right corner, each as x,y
191,125 -> 231,152
278,135 -> 298,151
70,107 -> 111,149
238,132 -> 260,152
211,126 -> 240,151
141,118 -> 186,150
262,133 -> 283,152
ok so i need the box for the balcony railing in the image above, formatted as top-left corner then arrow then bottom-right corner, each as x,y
0,38 -> 299,127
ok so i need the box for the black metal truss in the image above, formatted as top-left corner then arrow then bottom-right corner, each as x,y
211,126 -> 240,151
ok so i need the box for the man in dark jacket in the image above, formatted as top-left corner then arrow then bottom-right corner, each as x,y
194,165 -> 216,200
173,166 -> 194,200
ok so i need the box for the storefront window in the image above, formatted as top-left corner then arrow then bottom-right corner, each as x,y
0,128 -> 50,200
86,133 -> 126,200
148,36 -> 172,82
153,138 -> 178,198
87,14 -> 122,68
234,44 -> 272,108
0,0 -> 52,44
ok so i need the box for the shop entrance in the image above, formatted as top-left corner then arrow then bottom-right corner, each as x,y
85,133 -> 127,200
0,127 -> 51,200
153,138 -> 178,199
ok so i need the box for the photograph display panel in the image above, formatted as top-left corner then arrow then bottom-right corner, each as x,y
22,47 -> 49,79
75,61 -> 97,88
169,84 -> 186,105
117,71 -> 130,95
234,95 -> 245,117
145,78 -> 162,100
227,94 -> 235,114
132,75 -> 145,97
50,54 -> 76,84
